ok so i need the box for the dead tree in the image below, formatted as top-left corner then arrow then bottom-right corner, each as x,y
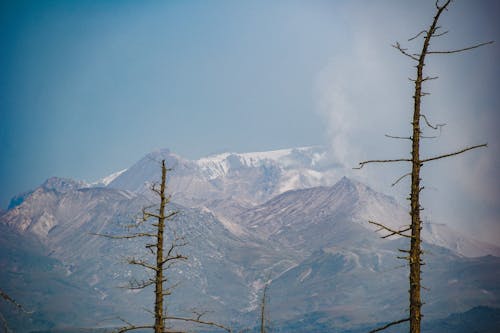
95,160 -> 231,333
354,1 -> 492,332
260,282 -> 269,333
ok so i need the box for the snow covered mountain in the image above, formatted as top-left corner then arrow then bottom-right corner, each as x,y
96,146 -> 498,258
1,146 -> 499,332
106,146 -> 342,210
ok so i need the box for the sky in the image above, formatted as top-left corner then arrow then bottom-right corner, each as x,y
1,1 -> 499,242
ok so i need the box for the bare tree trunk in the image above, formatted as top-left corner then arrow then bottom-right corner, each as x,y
260,283 -> 268,333
154,160 -> 167,333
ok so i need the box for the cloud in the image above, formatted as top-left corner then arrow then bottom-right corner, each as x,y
314,1 -> 500,244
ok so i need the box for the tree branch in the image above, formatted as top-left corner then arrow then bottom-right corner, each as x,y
392,42 -> 419,61
428,41 -> 494,54
421,144 -> 487,163
128,258 -> 158,272
0,289 -> 32,314
143,209 -> 161,220
369,317 -> 410,333
369,221 -> 412,239
165,316 -> 232,332
123,278 -> 155,290
90,232 -> 156,239
117,325 -> 154,333
432,30 -> 449,38
391,173 -> 411,187
0,312 -> 13,333
420,114 -> 445,130
408,30 -> 427,41
354,158 -> 411,170
385,134 -> 412,140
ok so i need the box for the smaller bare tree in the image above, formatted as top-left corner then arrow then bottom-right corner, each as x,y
95,160 -> 230,333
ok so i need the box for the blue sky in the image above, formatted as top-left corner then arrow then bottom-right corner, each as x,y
1,1 -> 499,242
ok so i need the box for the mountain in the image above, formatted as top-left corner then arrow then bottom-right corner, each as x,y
0,222 -> 114,332
1,147 -> 499,331
102,147 -> 500,257
229,177 -> 500,327
1,176 -> 296,330
107,147 -> 342,212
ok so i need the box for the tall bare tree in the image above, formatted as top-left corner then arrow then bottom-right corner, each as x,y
260,282 -> 270,333
355,1 -> 492,332
95,160 -> 230,333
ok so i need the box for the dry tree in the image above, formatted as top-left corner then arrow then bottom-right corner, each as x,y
94,160 -> 231,333
260,281 -> 270,333
354,1 -> 492,332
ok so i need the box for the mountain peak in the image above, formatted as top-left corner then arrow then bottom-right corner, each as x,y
332,176 -> 368,194
42,177 -> 85,193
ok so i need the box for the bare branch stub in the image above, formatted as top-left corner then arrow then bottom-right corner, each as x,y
432,30 -> 449,38
385,134 -> 412,140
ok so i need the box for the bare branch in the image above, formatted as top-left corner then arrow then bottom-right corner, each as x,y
150,183 -> 161,195
123,278 -> 155,290
162,254 -> 188,266
369,221 -> 412,239
408,30 -> 427,42
392,42 -> 419,61
143,208 -> 161,220
90,232 -> 156,239
420,114 -> 445,130
435,0 -> 452,10
0,289 -> 32,314
385,134 -> 412,140
421,143 -> 487,163
432,30 -> 449,38
117,325 -> 154,333
165,316 -> 232,332
422,75 -> 439,81
0,312 -> 13,333
428,40 -> 494,54
391,173 -> 411,187
369,317 -> 410,333
165,211 -> 179,220
354,158 -> 411,170
128,258 -> 158,272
